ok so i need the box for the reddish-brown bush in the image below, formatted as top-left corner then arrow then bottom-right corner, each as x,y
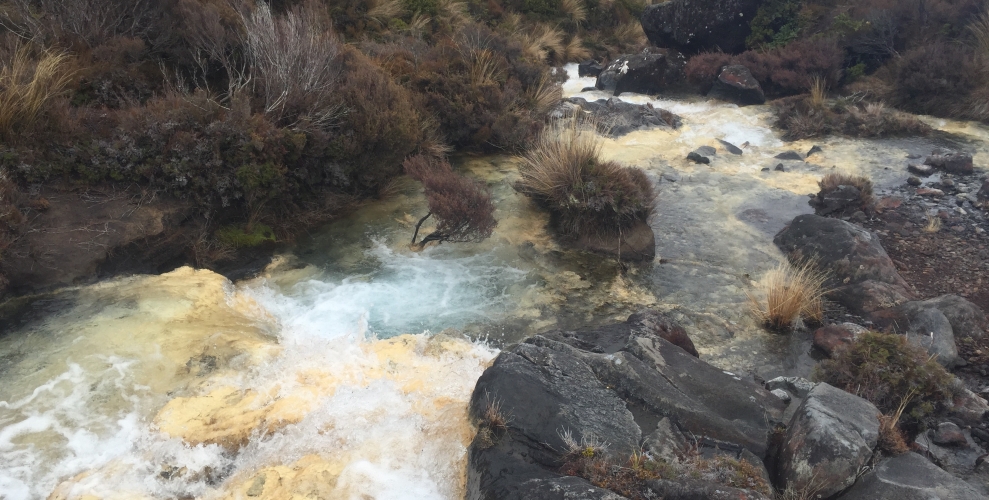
684,51 -> 732,91
887,42 -> 988,121
403,154 -> 497,247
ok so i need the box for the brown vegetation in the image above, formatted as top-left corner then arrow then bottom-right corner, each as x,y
516,119 -> 654,240
817,172 -> 875,209
749,259 -> 829,331
403,154 -> 497,248
772,95 -> 931,141
558,436 -> 771,500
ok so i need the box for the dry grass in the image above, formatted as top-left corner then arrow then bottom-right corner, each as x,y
517,118 -> 654,238
749,259 -> 829,331
773,95 -> 932,141
367,0 -> 404,26
969,8 -> 989,57
818,172 -> 874,208
611,22 -> 647,51
561,0 -> 587,24
563,35 -> 592,63
437,0 -> 469,27
0,46 -> 74,140
809,76 -> 827,109
523,76 -> 562,115
520,24 -> 565,64
475,394 -> 511,448
922,213 -> 941,233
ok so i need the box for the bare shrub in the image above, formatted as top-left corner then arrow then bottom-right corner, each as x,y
242,0 -> 342,129
403,154 -> 497,248
0,46 -> 75,141
517,119 -> 654,239
1,0 -> 158,47
749,259 -> 829,331
174,0 -> 249,98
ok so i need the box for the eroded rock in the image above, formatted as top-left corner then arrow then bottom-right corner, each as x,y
595,48 -> 686,96
837,452 -> 985,500
640,0 -> 762,54
708,65 -> 765,105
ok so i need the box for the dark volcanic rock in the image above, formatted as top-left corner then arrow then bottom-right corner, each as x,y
645,479 -> 772,500
775,214 -> 915,315
924,148 -> 974,175
908,163 -> 935,177
574,219 -> 656,262
872,294 -> 988,341
774,151 -> 804,161
627,309 -> 699,357
718,139 -> 743,155
807,145 -> 823,157
776,383 -> 880,498
640,0 -> 761,54
837,452 -> 985,500
578,60 -> 604,77
557,97 -> 682,137
708,65 -> 765,105
978,178 -> 989,203
813,184 -> 864,216
467,315 -> 787,499
687,151 -> 711,164
870,301 -> 959,367
813,323 -> 868,357
595,48 -> 686,96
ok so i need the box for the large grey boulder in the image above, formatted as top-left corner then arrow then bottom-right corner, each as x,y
640,0 -> 762,54
837,452 -> 986,500
872,295 -> 988,342
776,383 -> 880,498
595,48 -> 686,96
775,214 -> 915,315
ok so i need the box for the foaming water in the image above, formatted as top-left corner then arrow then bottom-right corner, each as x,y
0,245 -> 505,499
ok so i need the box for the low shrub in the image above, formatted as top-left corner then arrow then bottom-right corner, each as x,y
403,154 -> 497,248
749,259 -> 829,331
817,172 -> 874,208
886,42 -> 989,122
815,330 -> 955,432
516,119 -> 654,239
772,95 -> 932,140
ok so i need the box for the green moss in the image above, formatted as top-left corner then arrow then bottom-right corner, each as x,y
216,224 -> 276,247
746,0 -> 804,49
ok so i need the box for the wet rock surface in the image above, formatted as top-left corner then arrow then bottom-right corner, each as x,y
573,219 -> 656,262
925,148 -> 975,175
640,0 -> 761,54
555,97 -> 682,137
595,48 -> 686,96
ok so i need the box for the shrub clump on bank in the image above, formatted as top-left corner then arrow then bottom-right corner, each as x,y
516,119 -> 654,240
815,331 -> 955,439
772,94 -> 932,141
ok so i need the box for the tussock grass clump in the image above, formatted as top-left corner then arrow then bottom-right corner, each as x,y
922,213 -> 942,233
0,46 -> 74,141
749,260 -> 829,331
818,172 -> 874,208
516,119 -> 654,239
815,331 -> 955,434
558,436 -> 771,500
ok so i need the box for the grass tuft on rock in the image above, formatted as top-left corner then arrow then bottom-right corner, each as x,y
516,118 -> 654,239
749,259 -> 829,331
773,95 -> 932,141
818,172 -> 875,209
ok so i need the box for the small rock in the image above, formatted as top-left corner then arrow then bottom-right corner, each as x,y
695,145 -> 716,156
813,323 -> 868,357
707,64 -> 766,106
807,145 -> 823,157
580,86 -> 597,92
908,164 -> 935,176
578,60 -> 604,77
907,153 -> 923,159
775,163 -> 786,172
771,388 -> 792,403
931,422 -> 968,447
687,151 -> 711,164
775,151 -> 804,161
978,179 -> 989,202
850,211 -> 867,223
925,148 -> 974,175
717,139 -> 743,155
907,176 -> 922,186
766,376 -> 816,399
917,188 -> 945,197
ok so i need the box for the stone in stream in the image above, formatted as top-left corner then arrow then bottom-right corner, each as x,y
554,97 -> 681,137
595,48 -> 686,96
908,163 -> 935,176
574,218 -> 656,262
687,151 -> 711,164
807,145 -> 823,157
640,0 -> 762,54
813,184 -> 864,215
925,148 -> 974,175
775,214 -> 915,315
717,138 -> 743,155
776,383 -> 880,498
837,452 -> 985,500
907,175 -> 922,186
774,151 -> 804,161
708,65 -> 766,105
578,59 -> 604,77
774,163 -> 786,171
